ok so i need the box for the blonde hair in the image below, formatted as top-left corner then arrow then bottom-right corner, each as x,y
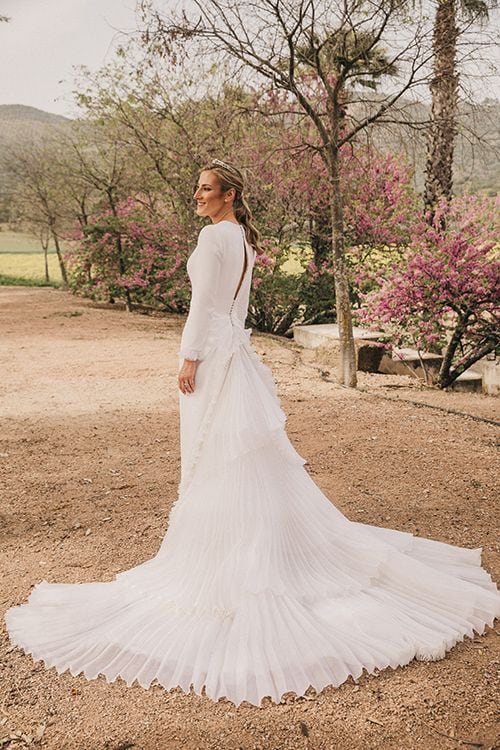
202,159 -> 264,255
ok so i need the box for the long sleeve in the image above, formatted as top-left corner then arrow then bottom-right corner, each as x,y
178,225 -> 223,361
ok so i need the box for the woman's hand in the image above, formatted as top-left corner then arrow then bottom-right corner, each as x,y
178,358 -> 199,394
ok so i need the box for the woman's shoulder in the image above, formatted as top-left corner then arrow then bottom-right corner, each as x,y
197,223 -> 224,240
197,222 -> 228,241
196,223 -> 227,259
197,221 -> 244,248
198,221 -> 241,235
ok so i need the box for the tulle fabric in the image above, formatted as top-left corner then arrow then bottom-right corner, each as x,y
4,314 -> 500,707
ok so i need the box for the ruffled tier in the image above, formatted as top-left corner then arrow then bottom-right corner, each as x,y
178,323 -> 305,499
5,438 -> 500,707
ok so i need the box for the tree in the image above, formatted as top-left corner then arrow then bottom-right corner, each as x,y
71,52 -> 259,237
357,195 -> 499,388
423,0 -> 494,218
60,122 -> 139,309
139,0 -> 434,388
65,197 -> 191,311
67,69 -> 421,331
5,137 -> 70,288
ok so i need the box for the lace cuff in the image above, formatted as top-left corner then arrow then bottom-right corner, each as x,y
178,348 -> 202,361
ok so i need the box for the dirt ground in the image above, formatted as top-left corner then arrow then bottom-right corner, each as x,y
0,286 -> 499,750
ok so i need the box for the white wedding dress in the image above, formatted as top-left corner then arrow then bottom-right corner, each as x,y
5,220 -> 500,707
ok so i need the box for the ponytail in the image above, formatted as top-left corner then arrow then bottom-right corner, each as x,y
233,194 -> 264,255
201,160 -> 264,255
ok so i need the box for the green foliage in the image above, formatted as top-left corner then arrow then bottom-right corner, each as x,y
0,274 -> 59,287
248,267 -> 304,335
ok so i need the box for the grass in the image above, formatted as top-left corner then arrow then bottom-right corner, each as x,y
0,274 -> 60,287
0,252 -> 64,284
0,227 -> 65,285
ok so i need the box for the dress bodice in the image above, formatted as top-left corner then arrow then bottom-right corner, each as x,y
178,221 -> 256,361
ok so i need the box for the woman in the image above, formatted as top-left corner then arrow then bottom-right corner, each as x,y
5,159 -> 500,708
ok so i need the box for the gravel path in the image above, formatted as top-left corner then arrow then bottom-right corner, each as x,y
1,286 -> 498,750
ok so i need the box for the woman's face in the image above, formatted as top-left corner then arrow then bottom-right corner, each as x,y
193,170 -> 234,221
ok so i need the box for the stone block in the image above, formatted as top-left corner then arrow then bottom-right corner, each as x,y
447,371 -> 483,393
470,356 -> 499,396
378,348 -> 443,380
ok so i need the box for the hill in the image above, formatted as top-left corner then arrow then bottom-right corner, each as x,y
0,104 -> 70,124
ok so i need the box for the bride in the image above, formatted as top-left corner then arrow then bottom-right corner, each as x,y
5,158 -> 500,708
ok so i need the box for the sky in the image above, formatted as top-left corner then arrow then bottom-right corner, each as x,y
0,0 -> 140,117
1,0 -> 499,117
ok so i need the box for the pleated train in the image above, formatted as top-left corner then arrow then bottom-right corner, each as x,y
4,329 -> 500,707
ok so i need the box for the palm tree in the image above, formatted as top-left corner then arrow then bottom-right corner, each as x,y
424,0 -> 491,220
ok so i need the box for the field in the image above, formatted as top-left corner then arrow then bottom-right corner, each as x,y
0,228 -> 45,254
0,253 -> 63,284
0,229 -> 64,284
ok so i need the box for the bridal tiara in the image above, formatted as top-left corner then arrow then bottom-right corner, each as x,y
210,158 -> 240,175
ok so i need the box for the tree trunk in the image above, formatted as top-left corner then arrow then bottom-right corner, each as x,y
424,0 -> 459,220
108,191 -> 133,312
437,310 -> 469,387
329,145 -> 357,388
310,211 -> 331,266
50,229 -> 68,289
116,232 -> 133,312
40,229 -> 50,283
437,310 -> 497,388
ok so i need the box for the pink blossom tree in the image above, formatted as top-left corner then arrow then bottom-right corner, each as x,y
356,195 -> 500,388
239,112 -> 421,326
64,198 -> 192,312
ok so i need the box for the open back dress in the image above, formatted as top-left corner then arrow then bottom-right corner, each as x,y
5,219 -> 500,707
